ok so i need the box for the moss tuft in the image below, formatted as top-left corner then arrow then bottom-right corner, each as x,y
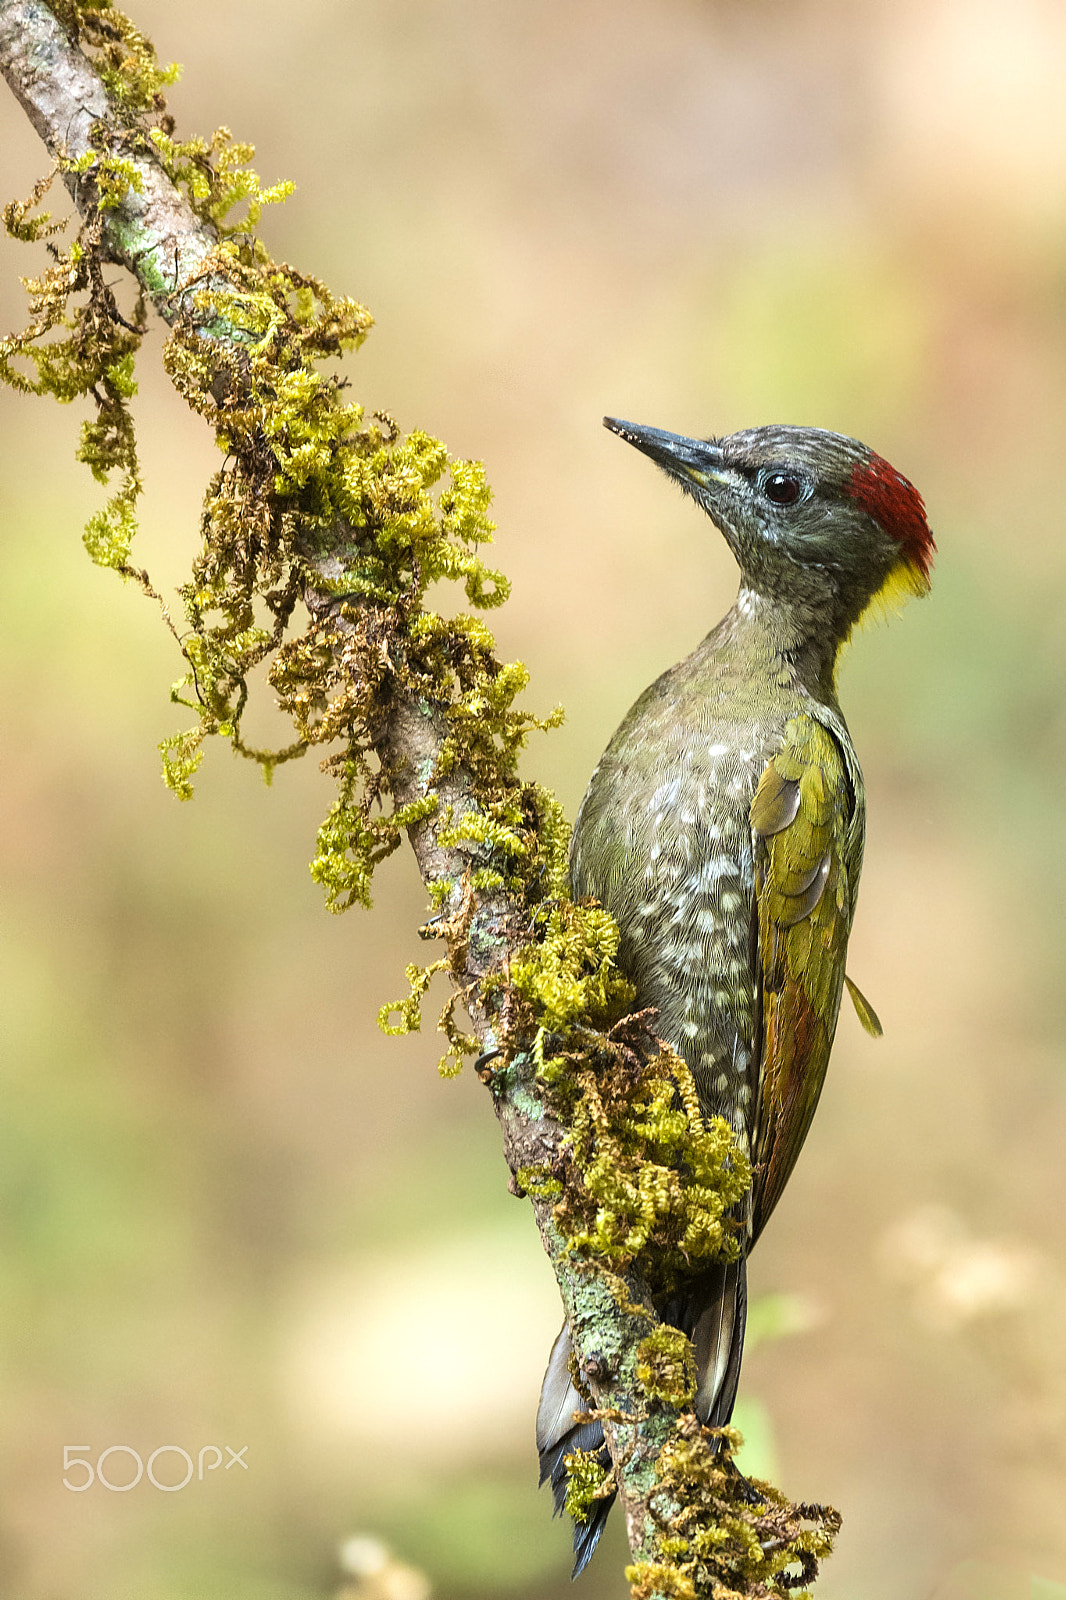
0,181 -> 146,578
636,1327 -> 697,1408
511,899 -> 634,1034
378,956 -> 479,1079
54,0 -> 181,116
563,1448 -> 615,1524
623,1425 -> 841,1600
531,1019 -> 751,1294
624,1561 -> 698,1600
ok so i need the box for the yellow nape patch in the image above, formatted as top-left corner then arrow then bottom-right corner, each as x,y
834,556 -> 929,679
861,556 -> 931,626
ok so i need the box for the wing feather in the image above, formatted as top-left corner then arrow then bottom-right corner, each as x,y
748,714 -> 861,1242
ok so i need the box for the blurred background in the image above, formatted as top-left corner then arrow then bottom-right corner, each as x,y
2,1 -> 1066,1596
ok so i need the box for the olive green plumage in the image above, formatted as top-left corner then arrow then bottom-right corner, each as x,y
538,417 -> 934,1575
750,713 -> 866,1231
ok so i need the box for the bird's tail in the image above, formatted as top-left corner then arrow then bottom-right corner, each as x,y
672,1252 -> 748,1426
536,1323 -> 612,1578
536,1254 -> 748,1578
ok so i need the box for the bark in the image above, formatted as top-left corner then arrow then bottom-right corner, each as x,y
0,0 -> 217,309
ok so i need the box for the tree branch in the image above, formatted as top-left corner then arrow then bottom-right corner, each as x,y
0,5 -> 841,1594
0,0 -> 215,307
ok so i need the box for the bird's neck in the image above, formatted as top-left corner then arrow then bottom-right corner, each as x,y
718,585 -> 844,702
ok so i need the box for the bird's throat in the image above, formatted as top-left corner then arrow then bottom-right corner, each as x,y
726,585 -> 844,702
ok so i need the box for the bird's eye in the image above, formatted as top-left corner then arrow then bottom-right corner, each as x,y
763,473 -> 804,506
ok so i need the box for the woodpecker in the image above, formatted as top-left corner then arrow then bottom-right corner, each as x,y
537,418 -> 934,1573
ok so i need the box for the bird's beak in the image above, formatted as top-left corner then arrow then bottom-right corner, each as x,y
603,417 -> 729,489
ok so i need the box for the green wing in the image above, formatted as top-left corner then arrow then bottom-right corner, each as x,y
747,713 -> 864,1242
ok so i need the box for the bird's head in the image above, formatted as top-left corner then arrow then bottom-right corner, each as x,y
604,417 -> 934,639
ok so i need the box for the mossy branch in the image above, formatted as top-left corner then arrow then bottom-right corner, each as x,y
0,3 -> 839,1593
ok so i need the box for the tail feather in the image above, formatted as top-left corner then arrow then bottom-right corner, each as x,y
535,1255 -> 749,1577
569,1470 -> 614,1578
681,1253 -> 748,1426
536,1324 -> 587,1468
536,1323 -> 615,1575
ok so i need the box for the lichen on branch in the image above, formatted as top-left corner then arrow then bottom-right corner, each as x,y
0,0 -> 559,919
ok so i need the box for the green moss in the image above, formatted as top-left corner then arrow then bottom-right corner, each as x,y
624,1561 -> 698,1600
148,126 -> 294,235
378,961 -> 448,1038
622,1429 -> 841,1600
377,958 -> 478,1079
66,149 -> 143,210
53,0 -> 181,115
562,1448 -> 614,1524
0,174 -> 146,576
511,900 -> 634,1033
532,1024 -> 750,1294
512,1163 -> 563,1201
635,1327 -> 697,1408
2,2 -> 562,930
497,857 -> 751,1299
